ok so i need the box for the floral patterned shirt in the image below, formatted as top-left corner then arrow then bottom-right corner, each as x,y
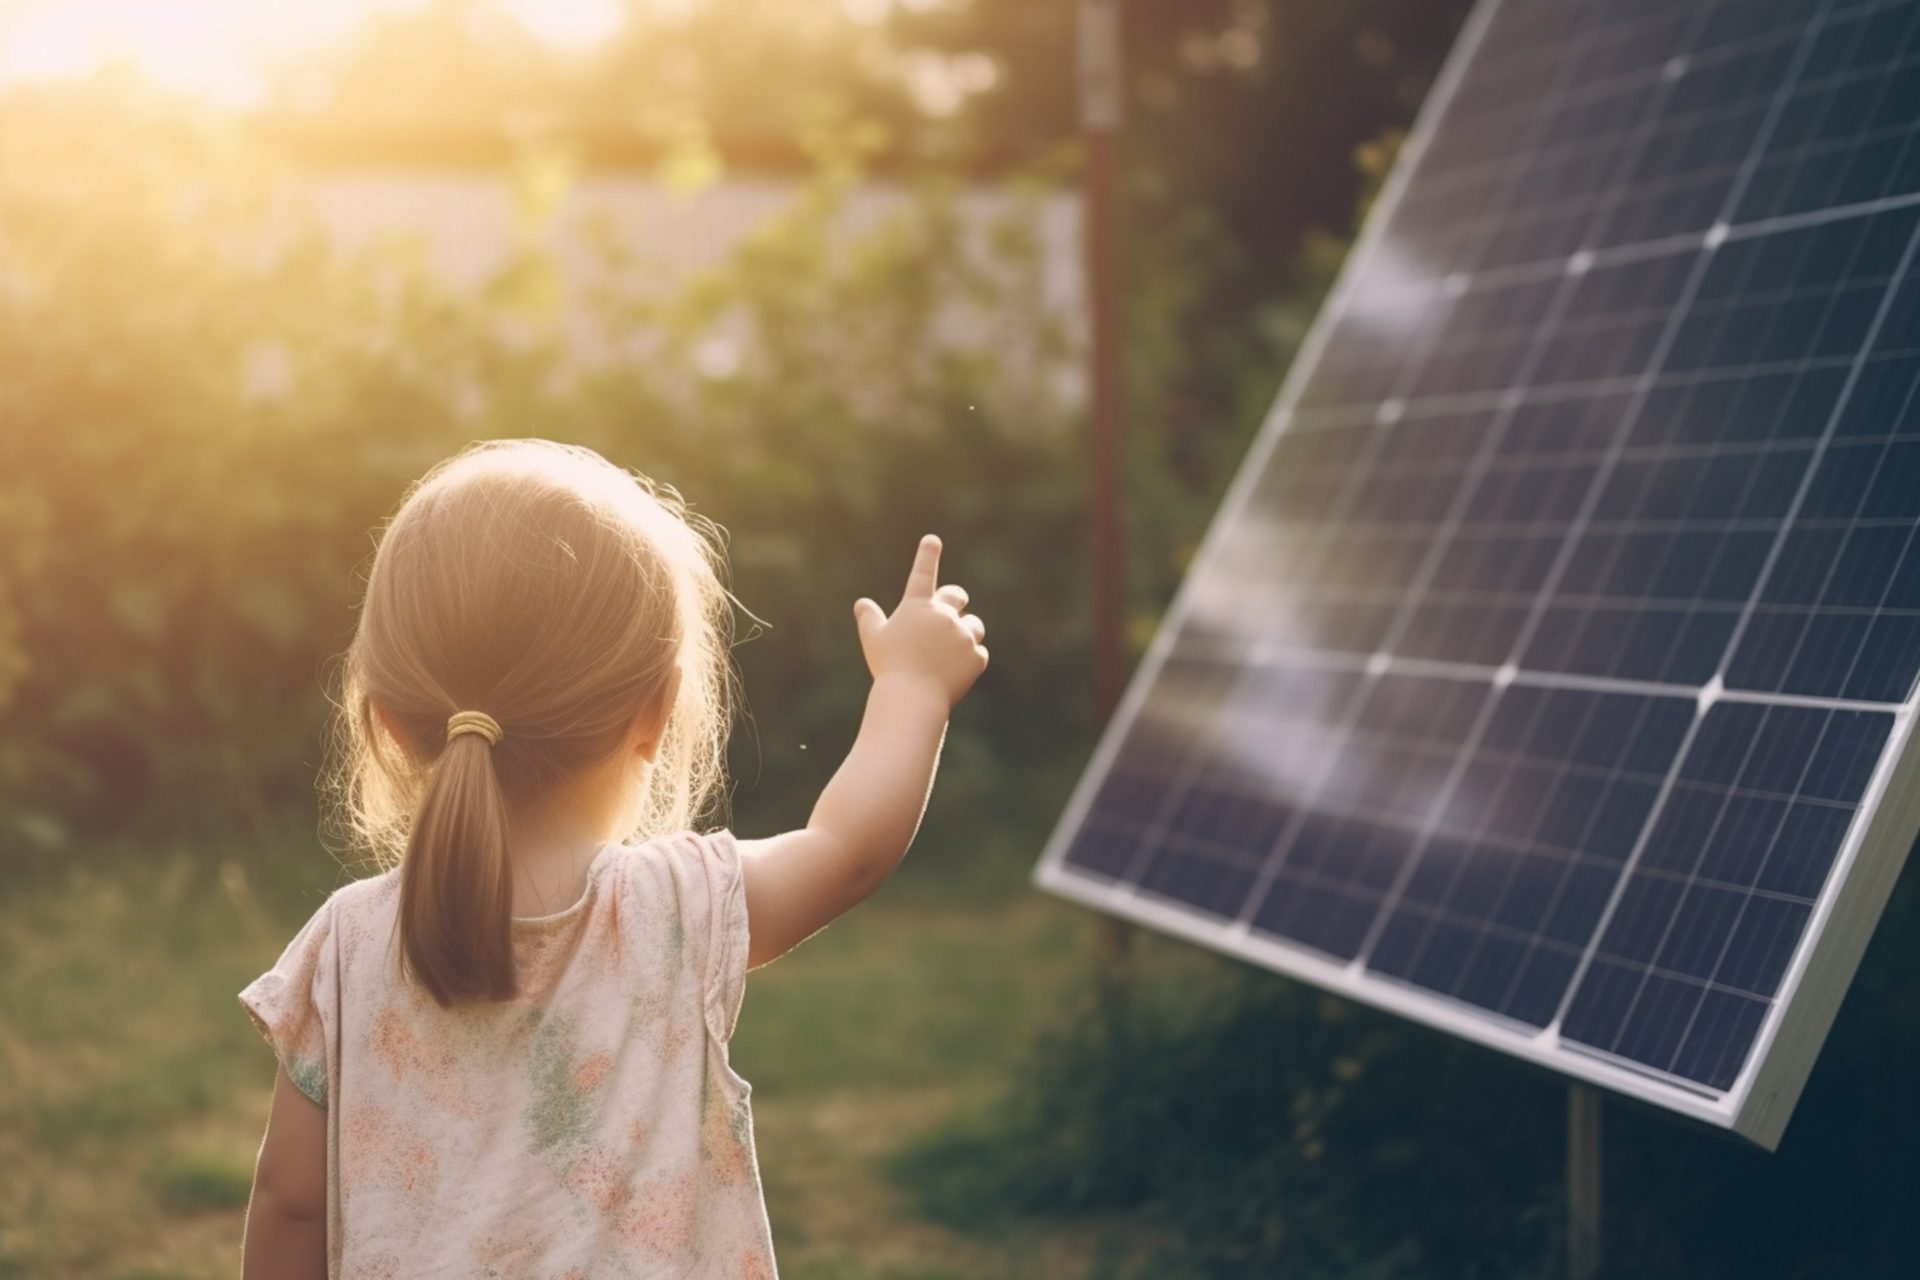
239,830 -> 776,1279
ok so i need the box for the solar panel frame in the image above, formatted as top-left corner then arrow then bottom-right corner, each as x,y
1032,0 -> 1920,1148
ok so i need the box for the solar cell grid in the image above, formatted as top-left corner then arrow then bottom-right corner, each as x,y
1560,704 -> 1894,1087
1734,0 -> 1920,222
1728,262 -> 1920,700
1361,687 -> 1695,1027
1054,651 -> 1238,882
1038,0 -> 1920,1142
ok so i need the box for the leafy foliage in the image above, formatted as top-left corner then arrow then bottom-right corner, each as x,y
898,857 -> 1920,1279
0,76 -> 1132,866
2,77 -> 492,847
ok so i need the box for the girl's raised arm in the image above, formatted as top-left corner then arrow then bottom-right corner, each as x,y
738,535 -> 988,967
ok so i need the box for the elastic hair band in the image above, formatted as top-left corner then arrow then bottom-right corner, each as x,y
446,709 -> 504,747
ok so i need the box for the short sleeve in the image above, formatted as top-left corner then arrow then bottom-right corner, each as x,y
650,829 -> 750,1043
238,895 -> 337,1108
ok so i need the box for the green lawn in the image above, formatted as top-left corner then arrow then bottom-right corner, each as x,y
0,839 -> 1107,1279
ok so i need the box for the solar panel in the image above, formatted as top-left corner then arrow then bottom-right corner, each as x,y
1034,0 -> 1920,1148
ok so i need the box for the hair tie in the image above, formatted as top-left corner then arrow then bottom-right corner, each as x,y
446,709 -> 503,747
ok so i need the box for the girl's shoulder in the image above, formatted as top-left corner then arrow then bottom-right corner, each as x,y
601,828 -> 742,896
596,831 -> 745,942
326,863 -> 403,919
602,828 -> 748,1042
280,865 -> 401,951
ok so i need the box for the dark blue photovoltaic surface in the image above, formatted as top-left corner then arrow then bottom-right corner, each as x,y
1725,263 -> 1920,702
1560,704 -> 1892,1088
1054,0 -> 1920,1098
1362,687 -> 1695,1027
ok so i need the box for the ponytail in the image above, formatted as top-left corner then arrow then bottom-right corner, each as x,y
398,727 -> 516,1006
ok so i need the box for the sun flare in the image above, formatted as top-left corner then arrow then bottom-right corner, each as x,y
0,0 -> 632,105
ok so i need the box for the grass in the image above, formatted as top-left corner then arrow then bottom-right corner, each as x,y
0,832 -> 1110,1280
27,809 -> 1911,1277
153,1153 -> 255,1214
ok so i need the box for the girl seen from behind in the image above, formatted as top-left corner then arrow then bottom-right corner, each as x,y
238,438 -> 989,1277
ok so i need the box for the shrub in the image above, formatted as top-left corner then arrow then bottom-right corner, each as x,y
0,76 -> 1098,873
896,860 -> 1920,1278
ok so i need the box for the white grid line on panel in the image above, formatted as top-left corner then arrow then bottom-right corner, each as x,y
1221,4 -> 1692,936
1826,371 -> 1920,696
1388,4 -> 1920,288
1662,226 -> 1920,1094
1396,11 -> 1797,239
1096,101 -> 1579,896
1532,1 -> 1847,1039
1658,713 -> 1863,1074
1356,680 -> 1610,1004
1159,631 -> 1916,719
1299,192 -> 1920,385
1037,0 -> 1920,1134
1351,114 -> 1800,994
1103,0 -> 1601,903
1028,0 -> 1511,971
1568,705 -> 1780,1056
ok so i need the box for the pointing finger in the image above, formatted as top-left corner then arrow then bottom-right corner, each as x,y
902,534 -> 942,604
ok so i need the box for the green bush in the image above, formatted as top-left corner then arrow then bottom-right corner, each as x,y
2,77 -> 503,851
896,857 -> 1920,1279
0,77 -> 1123,872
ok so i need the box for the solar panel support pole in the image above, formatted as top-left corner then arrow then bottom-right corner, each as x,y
1567,1084 -> 1602,1280
1080,0 -> 1133,973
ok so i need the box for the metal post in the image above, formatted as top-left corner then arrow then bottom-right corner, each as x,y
1567,1084 -> 1602,1280
1080,0 -> 1131,970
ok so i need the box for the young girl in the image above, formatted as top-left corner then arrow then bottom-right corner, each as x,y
238,439 -> 988,1277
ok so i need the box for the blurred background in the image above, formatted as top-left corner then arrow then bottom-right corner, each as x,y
1,2 -> 1915,1277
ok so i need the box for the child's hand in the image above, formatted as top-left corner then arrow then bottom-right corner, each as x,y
742,535 -> 988,966
853,534 -> 988,710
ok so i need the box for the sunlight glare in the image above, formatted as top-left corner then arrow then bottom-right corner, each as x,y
505,0 -> 622,51
0,0 -> 632,104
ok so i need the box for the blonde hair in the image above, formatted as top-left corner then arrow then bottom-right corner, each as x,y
323,439 -> 735,1007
